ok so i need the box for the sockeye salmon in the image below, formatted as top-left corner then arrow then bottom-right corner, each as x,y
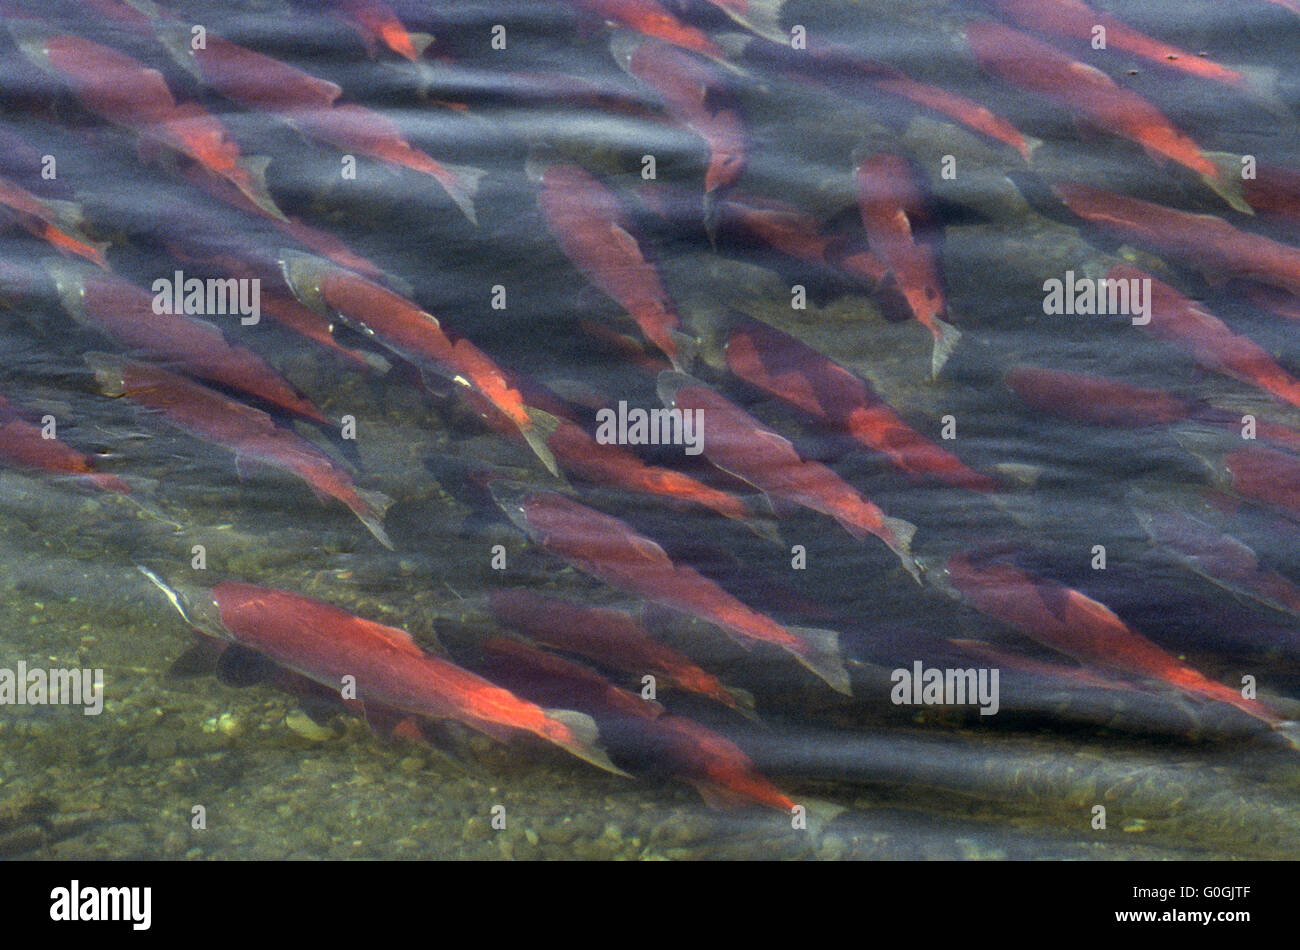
278,250 -> 558,475
488,589 -> 749,711
1108,264 -> 1300,413
489,483 -> 851,694
46,261 -> 330,426
854,151 -> 960,376
329,0 -> 434,60
1057,182 -> 1300,296
478,636 -> 795,810
657,371 -> 921,581
943,552 -> 1297,743
1005,365 -> 1300,454
85,354 -> 393,548
138,572 -> 624,775
966,20 -> 1247,212
709,312 -> 999,492
532,159 -> 695,370
610,31 -> 747,198
0,176 -> 108,267
980,0 -> 1249,89
12,25 -> 285,221
0,393 -> 128,493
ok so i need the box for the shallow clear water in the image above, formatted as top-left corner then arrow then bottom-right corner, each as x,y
1,0 -> 1299,860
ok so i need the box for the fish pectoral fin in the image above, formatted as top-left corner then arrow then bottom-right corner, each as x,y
930,318 -> 961,379
800,797 -> 850,834
522,407 -> 564,479
686,778 -> 747,810
215,644 -> 279,688
787,626 -> 853,696
235,155 -> 288,221
166,638 -> 227,679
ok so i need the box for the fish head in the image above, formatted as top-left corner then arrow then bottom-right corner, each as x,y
277,248 -> 334,316
136,565 -> 229,641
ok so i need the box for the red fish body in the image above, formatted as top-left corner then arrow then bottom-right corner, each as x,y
0,393 -> 129,493
488,589 -> 743,710
0,175 -> 107,267
611,32 -> 746,195
197,582 -> 620,772
1224,445 -> 1300,521
945,553 -> 1289,731
479,636 -> 793,810
492,485 -> 850,694
535,162 -> 689,369
721,315 -> 999,491
164,30 -> 343,112
285,104 -> 481,223
567,0 -> 725,59
719,193 -> 888,287
1108,263 -> 1300,412
1243,163 -> 1300,230
542,414 -> 759,526
983,0 -> 1247,88
658,371 -> 920,580
49,265 -> 329,426
1006,365 -> 1300,453
331,0 -> 433,60
280,252 -> 556,473
855,152 -> 959,376
21,31 -> 284,220
1005,366 -> 1198,427
742,37 -> 1036,160
966,21 -> 1244,210
1059,183 -> 1300,296
85,355 -> 392,548
1133,501 -> 1300,619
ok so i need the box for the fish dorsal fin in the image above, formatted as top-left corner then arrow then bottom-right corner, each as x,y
351,614 -> 426,657
630,534 -> 672,565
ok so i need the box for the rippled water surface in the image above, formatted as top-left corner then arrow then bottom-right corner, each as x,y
2,0 -> 1300,860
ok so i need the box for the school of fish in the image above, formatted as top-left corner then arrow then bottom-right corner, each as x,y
1,0 -> 1299,847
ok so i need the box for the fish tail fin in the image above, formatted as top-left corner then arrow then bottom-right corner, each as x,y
1236,65 -> 1292,120
802,797 -> 849,834
668,330 -> 700,374
543,708 -> 631,777
352,486 -> 395,549
408,32 -> 436,59
881,515 -> 922,584
153,18 -> 204,80
436,161 -> 486,226
1170,425 -> 1231,481
1022,133 -> 1044,164
930,317 -> 961,378
1275,720 -> 1300,752
83,352 -> 128,397
1200,152 -> 1253,215
234,155 -> 288,222
44,257 -> 93,322
725,686 -> 762,722
740,500 -> 784,546
720,0 -> 790,44
787,626 -> 852,696
522,407 -> 563,478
